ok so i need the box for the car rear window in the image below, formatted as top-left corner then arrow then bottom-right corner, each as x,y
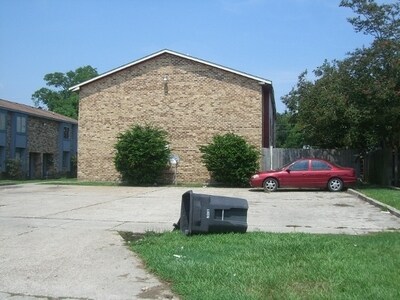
311,160 -> 332,170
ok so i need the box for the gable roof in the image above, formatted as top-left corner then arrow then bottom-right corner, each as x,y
0,98 -> 78,124
70,49 -> 272,91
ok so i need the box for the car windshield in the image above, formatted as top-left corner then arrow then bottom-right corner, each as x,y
276,162 -> 293,170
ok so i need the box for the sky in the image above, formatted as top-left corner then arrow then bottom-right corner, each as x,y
0,0 -> 380,113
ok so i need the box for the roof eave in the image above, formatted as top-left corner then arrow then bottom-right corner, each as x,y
0,99 -> 78,124
69,49 -> 272,91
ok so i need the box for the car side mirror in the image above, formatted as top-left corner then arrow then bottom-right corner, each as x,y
286,169 -> 291,173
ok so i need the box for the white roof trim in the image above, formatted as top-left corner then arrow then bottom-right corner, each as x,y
70,49 -> 272,91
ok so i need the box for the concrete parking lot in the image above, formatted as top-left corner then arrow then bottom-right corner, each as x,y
1,184 -> 399,299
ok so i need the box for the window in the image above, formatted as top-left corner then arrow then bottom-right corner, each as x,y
0,112 -> 5,131
63,126 -> 70,139
289,160 -> 309,171
15,147 -> 25,161
16,116 -> 26,133
62,151 -> 70,170
311,160 -> 332,170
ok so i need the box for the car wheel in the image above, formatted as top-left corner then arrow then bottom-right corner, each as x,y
328,178 -> 343,192
263,178 -> 278,192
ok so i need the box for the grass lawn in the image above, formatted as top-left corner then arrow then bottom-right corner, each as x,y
0,179 -> 48,186
126,231 -> 400,300
40,178 -> 120,186
0,178 -> 206,187
356,187 -> 400,210
0,178 -> 120,186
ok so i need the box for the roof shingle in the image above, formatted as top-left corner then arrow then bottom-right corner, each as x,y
0,98 -> 78,124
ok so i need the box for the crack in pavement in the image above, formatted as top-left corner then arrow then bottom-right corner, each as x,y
0,290 -> 94,300
0,215 -> 172,225
41,187 -> 171,219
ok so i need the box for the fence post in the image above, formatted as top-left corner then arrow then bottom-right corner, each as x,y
394,148 -> 399,186
270,145 -> 273,170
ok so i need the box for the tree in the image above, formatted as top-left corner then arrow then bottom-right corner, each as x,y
340,0 -> 400,40
297,61 -> 354,148
282,0 -> 399,151
114,124 -> 171,185
32,66 -> 98,119
340,0 -> 400,150
341,41 -> 400,150
280,71 -> 313,148
275,112 -> 305,148
199,133 -> 259,186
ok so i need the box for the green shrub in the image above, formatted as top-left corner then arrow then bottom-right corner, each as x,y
200,133 -> 259,186
114,124 -> 171,185
5,159 -> 24,179
69,155 -> 77,178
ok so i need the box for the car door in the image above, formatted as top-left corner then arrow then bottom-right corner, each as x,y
283,159 -> 310,187
309,160 -> 332,187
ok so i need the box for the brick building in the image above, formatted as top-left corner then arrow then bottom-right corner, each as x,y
71,49 -> 275,183
0,99 -> 77,179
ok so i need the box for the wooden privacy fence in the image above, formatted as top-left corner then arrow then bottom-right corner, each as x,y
261,148 -> 399,186
261,148 -> 360,175
362,148 -> 399,186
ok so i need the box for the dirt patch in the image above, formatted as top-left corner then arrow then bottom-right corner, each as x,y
119,231 -> 146,244
119,231 -> 178,299
334,203 -> 354,207
138,285 -> 175,299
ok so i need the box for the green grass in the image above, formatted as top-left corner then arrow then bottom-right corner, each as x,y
41,178 -> 120,186
127,231 -> 400,300
0,178 -> 121,186
356,187 -> 400,210
0,178 -> 207,187
0,178 -> 49,186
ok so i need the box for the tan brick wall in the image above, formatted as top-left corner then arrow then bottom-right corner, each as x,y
78,53 -> 263,183
28,117 -> 59,153
27,117 -> 60,176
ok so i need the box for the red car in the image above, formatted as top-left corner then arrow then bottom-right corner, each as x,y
250,158 -> 357,192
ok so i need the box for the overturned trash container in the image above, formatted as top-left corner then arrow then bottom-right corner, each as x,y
175,190 -> 248,235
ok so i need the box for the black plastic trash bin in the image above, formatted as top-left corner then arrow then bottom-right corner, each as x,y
175,190 -> 248,235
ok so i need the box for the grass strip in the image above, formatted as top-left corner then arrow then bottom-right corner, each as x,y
356,187 -> 400,210
127,231 -> 400,300
0,178 -> 120,186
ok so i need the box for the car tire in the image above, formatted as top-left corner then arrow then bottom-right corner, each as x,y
328,178 -> 343,192
263,178 -> 278,192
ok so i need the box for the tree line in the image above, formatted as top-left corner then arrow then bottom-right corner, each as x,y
276,0 -> 399,154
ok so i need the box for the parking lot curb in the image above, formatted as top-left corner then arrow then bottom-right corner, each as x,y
348,189 -> 400,218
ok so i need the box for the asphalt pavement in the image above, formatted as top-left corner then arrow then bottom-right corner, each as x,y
1,184 -> 399,299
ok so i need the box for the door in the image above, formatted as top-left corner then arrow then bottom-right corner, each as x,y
308,160 -> 332,187
43,153 -> 53,179
29,152 -> 41,179
283,159 -> 311,187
